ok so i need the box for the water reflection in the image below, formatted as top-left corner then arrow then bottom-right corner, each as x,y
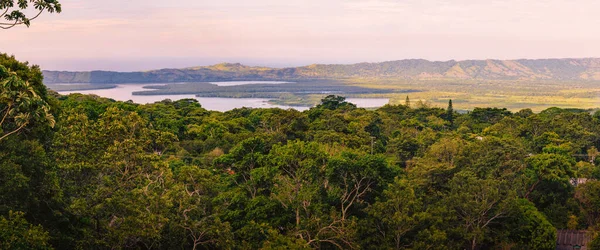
57,84 -> 388,112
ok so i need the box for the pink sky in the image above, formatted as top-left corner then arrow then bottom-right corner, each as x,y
2,0 -> 600,71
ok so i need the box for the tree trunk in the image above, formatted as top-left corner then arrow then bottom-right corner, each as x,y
296,208 -> 300,227
525,179 -> 540,200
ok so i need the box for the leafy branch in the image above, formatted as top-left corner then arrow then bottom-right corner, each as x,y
0,65 -> 55,141
0,0 -> 61,29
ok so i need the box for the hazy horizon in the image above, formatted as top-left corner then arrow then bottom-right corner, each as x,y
3,0 -> 600,71
36,56 -> 600,73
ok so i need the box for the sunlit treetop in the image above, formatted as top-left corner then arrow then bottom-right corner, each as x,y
0,0 -> 61,29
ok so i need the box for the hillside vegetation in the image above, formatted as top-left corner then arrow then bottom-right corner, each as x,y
43,58 -> 600,84
5,54 -> 600,249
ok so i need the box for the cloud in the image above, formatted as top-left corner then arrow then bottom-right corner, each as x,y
3,0 -> 600,70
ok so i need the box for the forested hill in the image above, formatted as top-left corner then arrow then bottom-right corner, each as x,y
6,53 -> 600,249
43,58 -> 600,83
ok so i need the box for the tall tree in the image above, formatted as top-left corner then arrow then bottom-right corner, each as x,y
317,95 -> 356,110
54,107 -> 175,248
327,151 -> 394,221
524,153 -> 574,200
575,180 -> 600,228
168,166 -> 232,249
0,61 -> 54,141
445,99 -> 454,125
268,141 -> 358,249
446,171 -> 515,250
505,199 -> 556,249
367,178 -> 430,249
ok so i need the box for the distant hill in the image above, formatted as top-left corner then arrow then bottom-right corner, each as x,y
42,58 -> 600,84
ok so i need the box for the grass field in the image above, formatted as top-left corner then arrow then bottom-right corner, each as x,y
344,78 -> 600,112
46,78 -> 600,112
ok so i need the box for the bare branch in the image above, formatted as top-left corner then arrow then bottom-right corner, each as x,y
0,103 -> 12,127
0,121 -> 28,141
0,5 -> 49,29
0,19 -> 18,29
0,7 -> 9,19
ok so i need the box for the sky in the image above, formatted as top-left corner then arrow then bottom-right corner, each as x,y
2,0 -> 600,71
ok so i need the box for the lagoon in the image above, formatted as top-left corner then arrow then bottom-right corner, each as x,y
209,81 -> 292,86
56,83 -> 389,112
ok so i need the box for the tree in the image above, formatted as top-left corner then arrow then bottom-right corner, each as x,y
0,54 -> 65,247
317,95 -> 356,110
367,178 -> 429,249
405,96 -> 410,107
326,151 -> 394,221
268,141 -> 325,229
386,132 -> 420,167
463,107 -> 512,133
588,146 -> 599,164
524,153 -> 574,200
445,99 -> 454,125
214,137 -> 269,198
446,171 -> 515,250
169,166 -> 232,249
54,107 -> 175,248
575,180 -> 600,228
1,0 -> 61,29
0,210 -> 52,249
505,199 -> 556,250
268,141 -> 358,249
0,62 -> 55,141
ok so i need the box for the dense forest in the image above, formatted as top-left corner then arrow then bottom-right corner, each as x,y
4,53 -> 600,249
132,80 -> 400,98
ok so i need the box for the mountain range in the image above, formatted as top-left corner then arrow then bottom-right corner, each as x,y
42,58 -> 600,84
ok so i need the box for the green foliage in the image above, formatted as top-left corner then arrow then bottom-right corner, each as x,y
316,95 -> 357,110
0,210 -> 52,249
166,165 -> 233,249
506,199 -> 556,250
525,153 -> 574,197
463,107 -> 512,133
367,178 -> 431,249
575,180 -> 600,228
11,54 -> 600,248
0,54 -> 68,248
446,171 -> 516,249
0,54 -> 55,141
0,0 -> 61,29
590,233 -> 600,250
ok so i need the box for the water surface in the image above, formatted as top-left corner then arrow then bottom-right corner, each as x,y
57,83 -> 388,112
209,81 -> 291,86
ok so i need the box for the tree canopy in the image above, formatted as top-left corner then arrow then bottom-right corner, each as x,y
5,54 -> 600,249
0,53 -> 55,142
